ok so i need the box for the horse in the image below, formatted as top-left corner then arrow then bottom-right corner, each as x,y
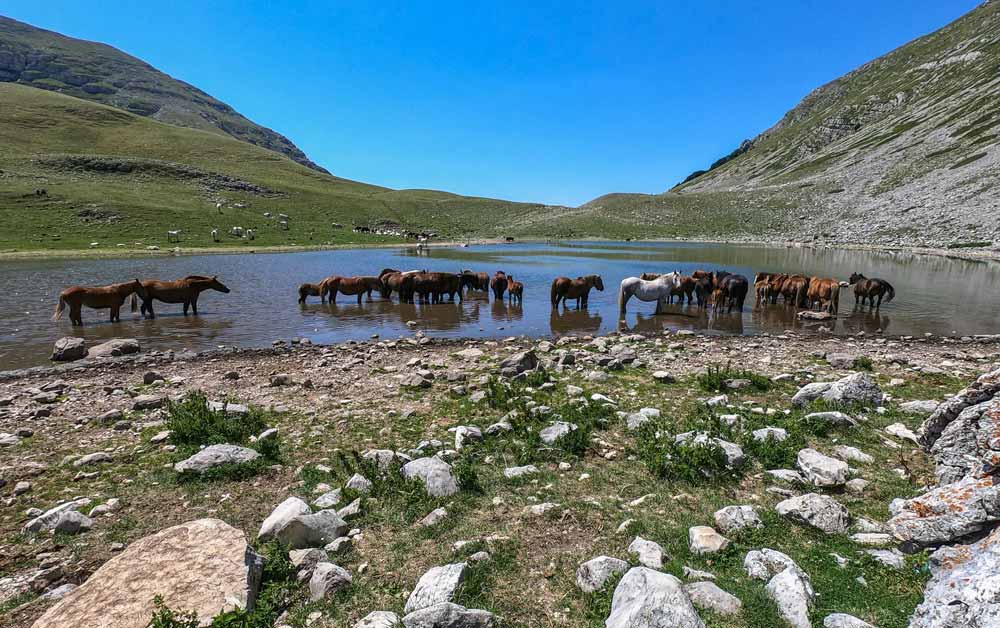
640,273 -> 696,304
692,270 -> 728,308
711,274 -> 749,313
134,275 -> 230,318
849,273 -> 895,308
490,271 -> 508,300
380,270 -> 423,303
298,283 -> 323,304
413,272 -> 463,304
551,275 -> 604,308
806,277 -> 842,314
321,276 -> 382,304
507,275 -> 524,304
618,272 -> 683,315
53,279 -> 146,326
460,269 -> 489,292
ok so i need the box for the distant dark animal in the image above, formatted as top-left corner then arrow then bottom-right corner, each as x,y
490,271 -> 508,300
134,275 -> 230,318
550,275 -> 605,308
711,274 -> 749,313
321,276 -> 382,304
298,283 -> 322,304
505,236 -> 515,242
507,275 -> 524,304
807,277 -> 842,314
849,273 -> 895,309
54,279 -> 147,326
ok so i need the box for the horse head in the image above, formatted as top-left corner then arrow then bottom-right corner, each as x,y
848,272 -> 865,285
208,275 -> 231,293
133,279 -> 148,299
592,275 -> 605,291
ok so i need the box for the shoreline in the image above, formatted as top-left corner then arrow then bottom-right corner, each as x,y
0,237 -> 996,263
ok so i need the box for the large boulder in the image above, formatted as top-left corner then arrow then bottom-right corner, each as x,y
51,337 -> 87,362
928,397 -> 1000,484
401,602 -> 496,627
273,510 -> 350,550
796,448 -> 849,487
822,372 -> 884,406
776,493 -> 850,534
499,350 -> 538,377
259,497 -> 312,540
683,581 -> 742,616
173,444 -> 260,474
920,367 -> 1000,449
714,505 -> 763,534
605,567 -> 705,628
405,563 -> 467,613
88,338 -> 141,358
309,562 -> 352,601
765,567 -> 815,628
401,457 -> 460,497
910,525 -> 1000,628
888,475 -> 1000,547
30,519 -> 262,628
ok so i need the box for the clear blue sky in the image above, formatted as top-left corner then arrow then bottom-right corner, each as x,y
2,1 -> 982,206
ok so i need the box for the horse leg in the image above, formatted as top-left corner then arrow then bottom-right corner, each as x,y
876,293 -> 882,309
183,300 -> 190,315
191,296 -> 199,315
146,300 -> 156,319
110,304 -> 119,322
357,292 -> 363,305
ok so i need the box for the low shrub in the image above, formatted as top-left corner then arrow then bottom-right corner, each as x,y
697,364 -> 771,393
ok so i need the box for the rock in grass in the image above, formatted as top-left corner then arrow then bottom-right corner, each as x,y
346,473 -> 373,493
313,488 -> 343,509
74,452 -> 113,467
683,581 -> 742,616
355,611 -> 401,628
714,505 -> 763,534
605,567 -> 705,628
822,372 -> 884,406
401,457 -> 459,497
766,567 -> 815,628
887,475 -> 1000,546
132,394 -> 165,410
173,444 -> 259,474
51,337 -> 87,362
628,536 -> 666,570
31,518 -> 262,627
258,496 -> 312,540
23,500 -> 91,534
274,510 -> 350,549
796,448 -> 849,487
688,526 -> 729,554
418,507 -> 448,527
539,421 -> 578,444
834,445 -> 873,464
826,353 -> 858,369
824,613 -> 876,628
776,493 -> 850,534
743,548 -> 799,581
576,556 -> 629,593
401,602 -> 495,628
404,563 -> 467,613
899,400 -> 940,415
309,562 -> 352,601
803,411 -> 857,427
503,465 -> 539,479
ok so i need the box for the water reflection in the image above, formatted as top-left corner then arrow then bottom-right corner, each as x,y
550,307 -> 603,335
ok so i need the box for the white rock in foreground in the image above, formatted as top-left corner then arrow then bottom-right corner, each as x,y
404,562 -> 467,613
683,581 -> 743,616
576,556 -> 628,593
173,444 -> 259,474
401,457 -> 460,497
628,536 -> 666,569
776,493 -> 850,534
606,567 -> 705,628
766,567 -> 815,628
714,505 -> 763,534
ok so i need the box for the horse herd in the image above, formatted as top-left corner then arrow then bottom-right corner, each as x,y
52,266 -> 895,326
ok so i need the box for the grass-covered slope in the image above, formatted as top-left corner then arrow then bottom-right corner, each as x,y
0,83 -> 560,252
583,2 -> 1000,248
0,15 -> 326,172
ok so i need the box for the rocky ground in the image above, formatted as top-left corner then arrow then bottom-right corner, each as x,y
1,330 -> 999,627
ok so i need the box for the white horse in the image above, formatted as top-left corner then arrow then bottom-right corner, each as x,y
618,271 -> 683,315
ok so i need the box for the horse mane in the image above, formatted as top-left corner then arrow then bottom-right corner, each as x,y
183,275 -> 213,281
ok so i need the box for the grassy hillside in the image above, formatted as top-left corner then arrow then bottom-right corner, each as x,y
0,83 -> 563,252
583,2 -> 1000,248
0,15 -> 327,172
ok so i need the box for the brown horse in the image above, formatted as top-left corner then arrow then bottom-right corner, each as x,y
321,276 -> 382,304
776,274 -> 810,307
54,279 -> 147,326
413,272 -> 463,304
712,274 -> 749,313
490,271 -> 508,300
849,273 -> 895,308
642,272 -> 696,305
460,269 -> 490,291
134,275 -> 230,318
381,270 -> 420,303
298,283 -> 322,304
807,277 -> 841,314
551,275 -> 604,308
507,275 -> 524,304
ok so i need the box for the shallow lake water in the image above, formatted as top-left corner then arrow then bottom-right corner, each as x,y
1,241 -> 998,370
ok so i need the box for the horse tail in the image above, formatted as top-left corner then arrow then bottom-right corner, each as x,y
884,282 -> 895,303
832,284 -> 841,314
795,283 -> 807,308
550,280 -> 558,307
131,293 -> 138,313
618,281 -> 626,313
52,296 -> 66,321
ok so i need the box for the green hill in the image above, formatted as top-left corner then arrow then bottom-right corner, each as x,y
0,15 -> 327,173
582,2 -> 1000,248
0,83 -> 562,252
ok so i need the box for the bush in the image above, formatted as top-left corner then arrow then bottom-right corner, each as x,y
637,433 -> 732,482
697,364 -> 771,393
166,392 -> 267,453
852,356 -> 874,371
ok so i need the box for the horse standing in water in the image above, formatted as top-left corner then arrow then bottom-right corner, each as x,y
135,275 -> 230,317
507,276 -> 524,304
298,283 -> 323,304
490,271 -> 508,300
53,279 -> 147,326
618,272 -> 683,315
551,275 -> 604,308
321,276 -> 382,304
849,273 -> 895,309
711,274 -> 749,313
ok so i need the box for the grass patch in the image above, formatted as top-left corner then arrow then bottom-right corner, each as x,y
697,364 -> 771,393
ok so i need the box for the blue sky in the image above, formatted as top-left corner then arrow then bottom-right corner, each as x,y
2,1 -> 982,206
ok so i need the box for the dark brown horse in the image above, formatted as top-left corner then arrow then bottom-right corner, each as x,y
849,273 -> 895,309
135,275 -> 230,318
712,274 -> 749,313
507,275 -> 524,304
460,269 -> 490,291
490,271 -> 508,300
413,272 -> 463,304
321,276 -> 382,304
550,275 -> 604,308
775,274 -> 810,307
381,271 -> 419,303
807,277 -> 842,314
54,279 -> 147,326
693,271 -> 728,308
298,283 -> 323,304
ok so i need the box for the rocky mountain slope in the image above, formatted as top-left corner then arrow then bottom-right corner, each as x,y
584,2 -> 1000,248
0,15 -> 327,173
